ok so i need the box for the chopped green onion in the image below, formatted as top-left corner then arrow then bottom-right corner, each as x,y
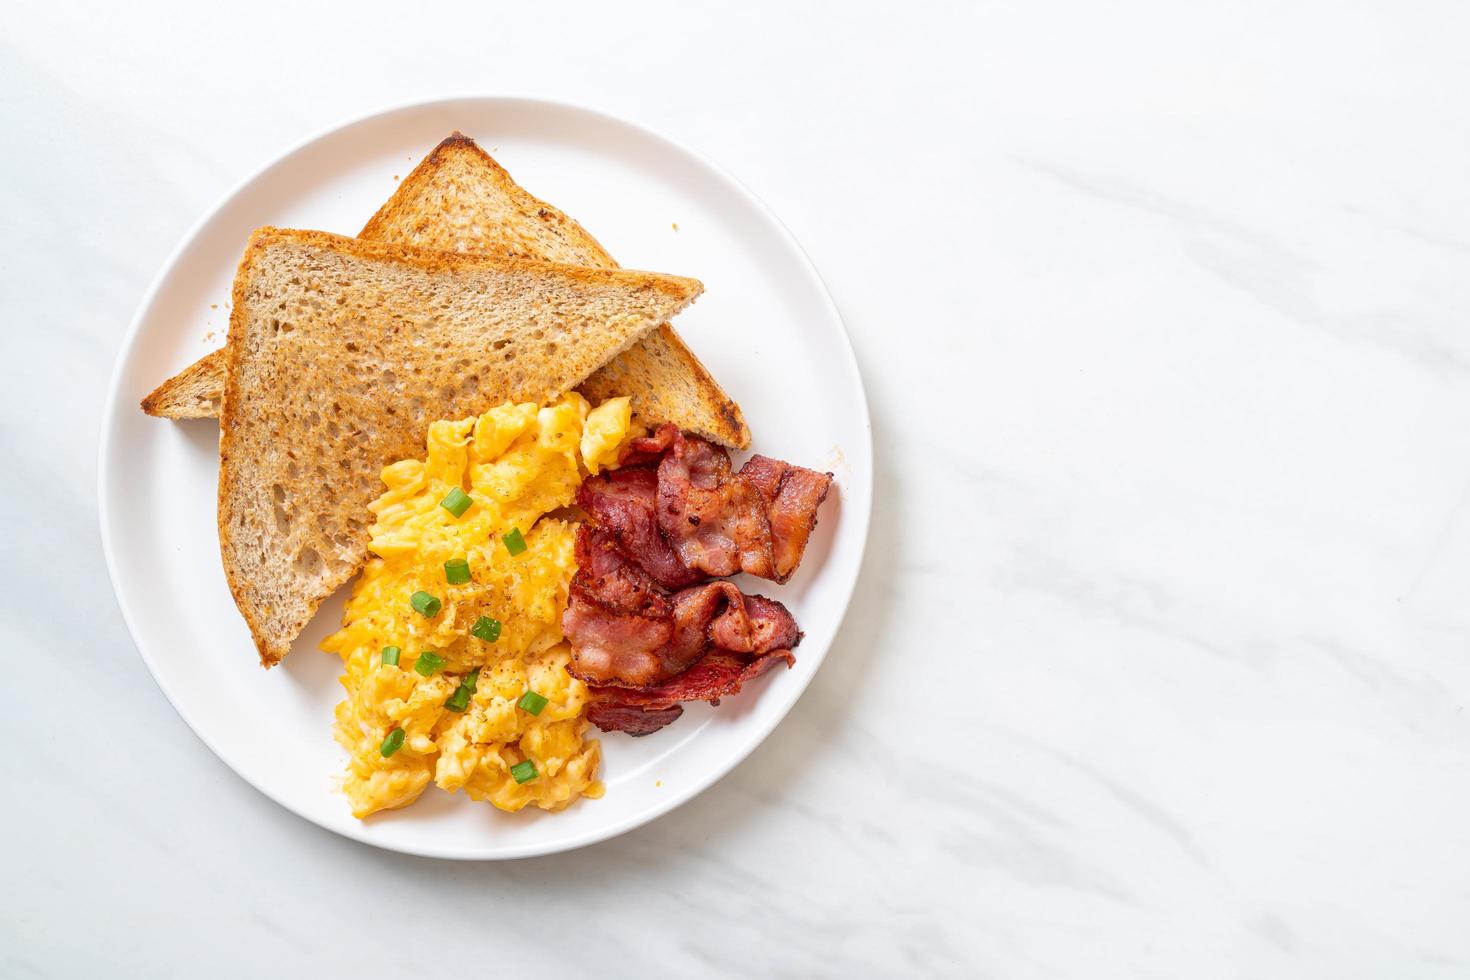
471,616 -> 502,643
440,487 -> 472,517
380,645 -> 401,666
410,590 -> 442,617
510,760 -> 538,784
502,527 -> 527,556
380,728 -> 405,757
443,557 -> 471,585
414,651 -> 445,676
443,667 -> 480,712
517,690 -> 549,716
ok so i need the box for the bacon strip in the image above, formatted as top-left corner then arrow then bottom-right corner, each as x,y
656,430 -> 771,579
585,701 -> 684,736
738,455 -> 835,582
562,528 -> 674,688
587,650 -> 796,736
563,527 -> 800,689
576,467 -> 703,590
566,425 -> 830,735
616,425 -> 678,467
597,424 -> 833,585
595,650 -> 797,709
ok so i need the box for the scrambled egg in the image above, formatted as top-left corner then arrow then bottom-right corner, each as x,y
321,392 -> 633,818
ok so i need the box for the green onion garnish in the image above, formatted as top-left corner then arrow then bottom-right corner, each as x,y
517,690 -> 549,716
380,728 -> 405,757
410,590 -> 442,617
414,652 -> 445,676
502,527 -> 527,556
380,645 -> 401,666
443,558 -> 471,585
440,487 -> 472,517
443,667 -> 481,712
510,760 -> 538,784
471,616 -> 502,643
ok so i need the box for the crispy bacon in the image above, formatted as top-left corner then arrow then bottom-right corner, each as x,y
598,649 -> 797,709
705,591 -> 800,652
656,430 -> 771,579
576,467 -> 704,590
738,455 -> 835,582
567,425 -> 830,735
586,650 -> 796,736
562,528 -> 675,688
563,528 -> 801,689
593,424 -> 833,586
585,701 -> 684,736
617,425 -> 678,467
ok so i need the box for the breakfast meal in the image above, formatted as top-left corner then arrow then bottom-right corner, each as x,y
141,132 -> 833,820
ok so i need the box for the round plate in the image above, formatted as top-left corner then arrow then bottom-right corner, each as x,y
99,96 -> 871,859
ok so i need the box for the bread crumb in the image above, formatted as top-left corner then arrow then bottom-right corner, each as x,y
821,445 -> 850,480
671,222 -> 679,232
203,331 -> 216,343
393,175 -> 399,181
210,304 -> 218,309
655,780 -> 662,787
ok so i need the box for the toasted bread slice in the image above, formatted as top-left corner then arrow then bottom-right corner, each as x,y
219,227 -> 702,665
357,133 -> 620,265
140,347 -> 227,418
144,133 -> 750,448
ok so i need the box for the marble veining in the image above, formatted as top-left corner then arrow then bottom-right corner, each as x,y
3,1 -> 1469,977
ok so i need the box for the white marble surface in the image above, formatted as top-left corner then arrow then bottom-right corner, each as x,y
3,1 -> 1468,976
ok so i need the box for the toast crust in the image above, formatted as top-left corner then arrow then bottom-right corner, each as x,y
143,133 -> 750,448
139,347 -> 227,417
218,226 -> 700,297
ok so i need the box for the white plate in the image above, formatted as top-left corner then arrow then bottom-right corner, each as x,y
99,96 -> 871,859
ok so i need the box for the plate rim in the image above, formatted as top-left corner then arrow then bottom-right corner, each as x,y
97,93 -> 872,860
